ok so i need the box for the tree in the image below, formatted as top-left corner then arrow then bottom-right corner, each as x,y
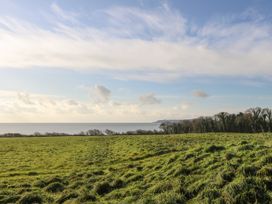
159,107 -> 272,134
215,112 -> 229,132
246,107 -> 262,132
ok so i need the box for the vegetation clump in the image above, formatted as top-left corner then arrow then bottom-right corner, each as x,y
56,191 -> 78,203
205,145 -> 225,153
45,182 -> 65,193
241,165 -> 258,177
223,178 -> 270,203
94,181 -> 111,195
18,193 -> 43,204
1,133 -> 272,203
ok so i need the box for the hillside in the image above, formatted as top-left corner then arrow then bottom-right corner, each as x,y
1,133 -> 272,203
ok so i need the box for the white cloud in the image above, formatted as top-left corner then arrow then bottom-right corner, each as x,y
0,4 -> 271,82
17,92 -> 34,105
139,93 -> 161,105
103,5 -> 187,39
0,89 -> 201,122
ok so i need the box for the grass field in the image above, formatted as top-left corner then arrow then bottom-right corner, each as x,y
1,133 -> 272,203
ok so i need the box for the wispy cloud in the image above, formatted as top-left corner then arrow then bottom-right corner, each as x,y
0,3 -> 271,83
51,3 -> 79,23
103,5 -> 186,40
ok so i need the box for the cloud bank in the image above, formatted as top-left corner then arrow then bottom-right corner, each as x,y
0,89 -> 193,122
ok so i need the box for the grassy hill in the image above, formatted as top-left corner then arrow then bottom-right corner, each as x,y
1,133 -> 272,203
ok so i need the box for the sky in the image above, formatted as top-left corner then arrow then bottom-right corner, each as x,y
0,0 -> 272,122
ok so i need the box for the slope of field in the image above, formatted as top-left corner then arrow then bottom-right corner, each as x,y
1,133 -> 272,203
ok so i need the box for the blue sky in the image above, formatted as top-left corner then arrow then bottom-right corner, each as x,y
0,0 -> 272,122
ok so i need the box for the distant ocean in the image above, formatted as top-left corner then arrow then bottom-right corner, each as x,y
0,123 -> 161,135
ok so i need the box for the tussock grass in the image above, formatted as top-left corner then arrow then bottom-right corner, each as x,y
1,133 -> 272,203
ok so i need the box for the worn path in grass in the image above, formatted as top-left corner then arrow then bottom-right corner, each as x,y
1,133 -> 272,203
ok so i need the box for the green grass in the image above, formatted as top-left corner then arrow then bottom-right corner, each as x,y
1,133 -> 272,203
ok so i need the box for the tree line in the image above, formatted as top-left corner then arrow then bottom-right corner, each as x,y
160,107 -> 272,134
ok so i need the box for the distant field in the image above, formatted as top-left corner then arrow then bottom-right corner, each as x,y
1,133 -> 272,203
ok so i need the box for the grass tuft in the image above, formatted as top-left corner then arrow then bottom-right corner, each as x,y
18,193 -> 43,204
205,145 -> 225,153
94,181 -> 111,195
45,182 -> 65,193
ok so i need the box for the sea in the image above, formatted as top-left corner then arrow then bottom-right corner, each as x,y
0,123 -> 161,135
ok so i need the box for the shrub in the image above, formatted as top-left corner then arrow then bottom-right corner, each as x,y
45,182 -> 65,193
